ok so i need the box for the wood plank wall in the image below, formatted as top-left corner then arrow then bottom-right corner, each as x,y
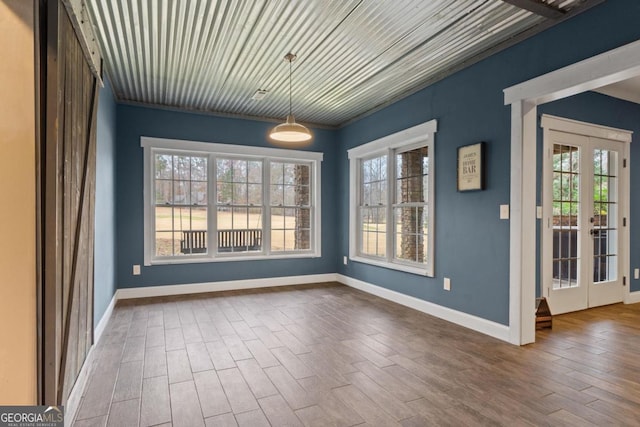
42,0 -> 98,405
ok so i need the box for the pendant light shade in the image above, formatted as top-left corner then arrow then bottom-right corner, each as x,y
269,53 -> 313,145
269,115 -> 313,143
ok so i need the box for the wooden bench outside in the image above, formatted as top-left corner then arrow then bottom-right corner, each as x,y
180,230 -> 207,254
180,229 -> 262,254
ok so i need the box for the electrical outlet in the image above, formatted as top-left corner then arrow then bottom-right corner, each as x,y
635,268 -> 639,280
343,256 -> 348,265
133,264 -> 141,275
444,277 -> 451,291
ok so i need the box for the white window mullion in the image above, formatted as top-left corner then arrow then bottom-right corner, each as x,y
356,158 -> 363,258
386,148 -> 394,264
263,158 -> 271,255
427,137 -> 435,276
209,154 -> 217,258
144,148 -> 153,265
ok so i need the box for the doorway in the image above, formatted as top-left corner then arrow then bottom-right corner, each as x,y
541,116 -> 630,315
504,39 -> 640,345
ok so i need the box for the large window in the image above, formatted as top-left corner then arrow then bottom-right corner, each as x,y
348,120 -> 436,276
143,138 -> 322,265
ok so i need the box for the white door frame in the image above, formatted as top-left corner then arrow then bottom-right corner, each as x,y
504,39 -> 640,345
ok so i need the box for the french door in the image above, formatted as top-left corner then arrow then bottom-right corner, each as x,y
542,128 -> 626,315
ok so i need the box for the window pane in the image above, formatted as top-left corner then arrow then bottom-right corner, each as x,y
232,183 -> 247,205
192,207 -> 208,231
360,207 -> 386,257
271,162 -> 284,184
154,154 -> 209,257
270,162 -> 311,251
248,207 -> 263,229
217,207 -> 262,253
360,155 -> 388,259
191,157 -> 207,181
174,156 -> 191,180
394,207 -> 425,262
283,163 -> 295,184
155,154 -> 172,179
271,207 -> 284,224
391,146 -> 429,265
174,181 -> 190,205
155,206 -> 172,231
155,180 -> 172,204
271,229 -> 285,251
155,231 -> 173,256
155,206 -> 209,257
191,181 -> 207,205
271,184 -> 284,206
232,207 -> 249,229
296,229 -> 311,250
248,183 -> 262,205
396,147 -> 428,204
217,159 -> 232,181
217,207 -> 232,230
270,206 -> 286,252
296,185 -> 310,206
233,160 -> 248,182
284,208 -> 296,229
248,161 -> 262,183
284,185 -> 296,206
217,182 -> 232,204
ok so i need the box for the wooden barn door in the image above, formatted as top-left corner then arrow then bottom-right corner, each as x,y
41,0 -> 99,405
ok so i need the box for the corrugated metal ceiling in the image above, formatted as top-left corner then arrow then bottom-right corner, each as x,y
87,0 -> 595,127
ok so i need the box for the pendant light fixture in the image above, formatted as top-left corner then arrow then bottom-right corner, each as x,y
268,53 -> 313,145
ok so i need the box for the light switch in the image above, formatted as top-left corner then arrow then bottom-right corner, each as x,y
500,204 -> 510,220
133,264 -> 141,275
536,206 -> 543,219
444,277 -> 451,291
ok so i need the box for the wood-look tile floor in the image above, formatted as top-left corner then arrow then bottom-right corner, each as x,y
72,282 -> 640,426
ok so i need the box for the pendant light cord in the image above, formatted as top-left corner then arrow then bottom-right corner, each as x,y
288,56 -> 292,116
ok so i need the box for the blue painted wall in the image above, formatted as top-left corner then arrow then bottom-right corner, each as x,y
115,105 -> 338,288
94,78 -> 117,325
337,0 -> 640,325
538,91 -> 640,294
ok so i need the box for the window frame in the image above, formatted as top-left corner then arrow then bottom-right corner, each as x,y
348,120 -> 437,276
142,137 -> 323,266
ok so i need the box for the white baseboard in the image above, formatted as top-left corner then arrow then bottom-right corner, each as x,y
66,293 -> 117,425
115,273 -> 338,300
625,291 -> 640,304
65,345 -> 97,426
335,274 -> 511,343
94,294 -> 117,344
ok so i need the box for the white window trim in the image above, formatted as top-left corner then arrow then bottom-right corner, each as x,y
142,137 -> 323,266
348,120 -> 437,276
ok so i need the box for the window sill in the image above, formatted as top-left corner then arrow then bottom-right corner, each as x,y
145,251 -> 320,266
349,255 -> 432,277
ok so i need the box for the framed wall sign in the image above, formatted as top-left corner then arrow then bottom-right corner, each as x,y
457,142 -> 485,191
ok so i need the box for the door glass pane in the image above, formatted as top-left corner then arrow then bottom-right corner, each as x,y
593,149 -> 618,283
552,144 -> 579,289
